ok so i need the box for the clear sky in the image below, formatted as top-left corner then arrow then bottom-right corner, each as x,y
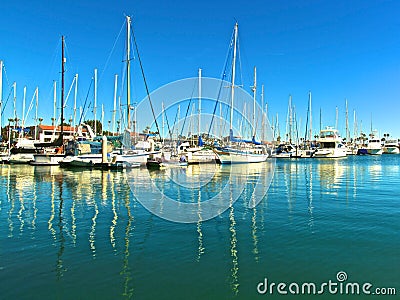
1,0 -> 399,139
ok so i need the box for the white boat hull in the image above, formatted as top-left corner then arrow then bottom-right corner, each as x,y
31,154 -> 65,166
186,150 -> 216,164
9,153 -> 35,164
383,146 -> 399,154
292,149 -> 315,158
271,152 -> 292,158
60,154 -> 102,167
367,148 -> 383,155
313,148 -> 347,158
214,149 -> 268,164
115,152 -> 151,166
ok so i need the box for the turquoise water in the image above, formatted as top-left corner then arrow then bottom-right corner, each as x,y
0,156 -> 399,299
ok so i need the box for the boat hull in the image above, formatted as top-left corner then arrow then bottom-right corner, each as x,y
9,153 -> 35,164
367,148 -> 383,155
30,154 -> 65,166
313,148 -> 347,158
383,146 -> 399,154
214,149 -> 268,164
186,150 -> 216,164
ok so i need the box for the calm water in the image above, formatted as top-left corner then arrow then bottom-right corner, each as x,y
0,155 -> 399,299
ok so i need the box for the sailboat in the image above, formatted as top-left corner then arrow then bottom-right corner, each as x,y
292,91 -> 315,158
177,69 -> 216,164
213,25 -> 268,164
0,60 -> 10,163
31,36 -> 67,165
60,16 -> 160,168
114,15 -> 161,166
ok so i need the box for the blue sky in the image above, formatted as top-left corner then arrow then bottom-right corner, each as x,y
1,0 -> 399,138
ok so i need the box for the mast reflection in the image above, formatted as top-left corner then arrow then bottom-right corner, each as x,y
121,188 -> 134,298
56,179 -> 66,280
229,189 -> 239,295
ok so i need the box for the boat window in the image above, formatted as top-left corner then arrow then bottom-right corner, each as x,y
321,142 -> 335,148
321,131 -> 335,138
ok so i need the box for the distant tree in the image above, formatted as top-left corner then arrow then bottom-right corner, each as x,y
85,119 -> 102,135
143,126 -> 150,134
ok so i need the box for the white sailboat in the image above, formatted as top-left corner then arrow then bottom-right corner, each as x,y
0,60 -> 10,163
178,69 -> 216,164
213,23 -> 268,164
31,36 -> 67,166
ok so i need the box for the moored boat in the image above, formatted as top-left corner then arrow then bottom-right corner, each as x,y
383,139 -> 399,154
313,127 -> 347,158
213,144 -> 268,164
366,136 -> 383,155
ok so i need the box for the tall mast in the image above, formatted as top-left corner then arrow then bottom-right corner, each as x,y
261,84 -> 264,141
252,66 -> 257,137
126,15 -> 132,130
345,99 -> 349,142
73,74 -> 78,134
94,68 -> 97,135
111,74 -> 118,136
319,107 -> 322,133
309,91 -> 312,141
287,95 -> 293,143
0,60 -> 3,132
61,35 -> 65,137
198,68 -> 202,139
34,87 -> 38,140
162,101 -> 165,144
21,86 -> 26,138
353,109 -> 357,142
370,113 -> 373,134
53,81 -> 57,128
230,22 -> 238,132
101,103 -> 104,134
335,106 -> 338,130
13,82 -> 17,129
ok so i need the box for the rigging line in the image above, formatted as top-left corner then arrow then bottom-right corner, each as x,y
130,21 -> 161,138
2,64 -> 12,88
99,19 -> 126,84
1,88 -> 13,116
304,98 -> 310,143
164,106 -> 173,140
78,78 -> 94,125
236,33 -> 244,88
170,105 -> 180,139
179,82 -> 197,139
207,27 -> 235,138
